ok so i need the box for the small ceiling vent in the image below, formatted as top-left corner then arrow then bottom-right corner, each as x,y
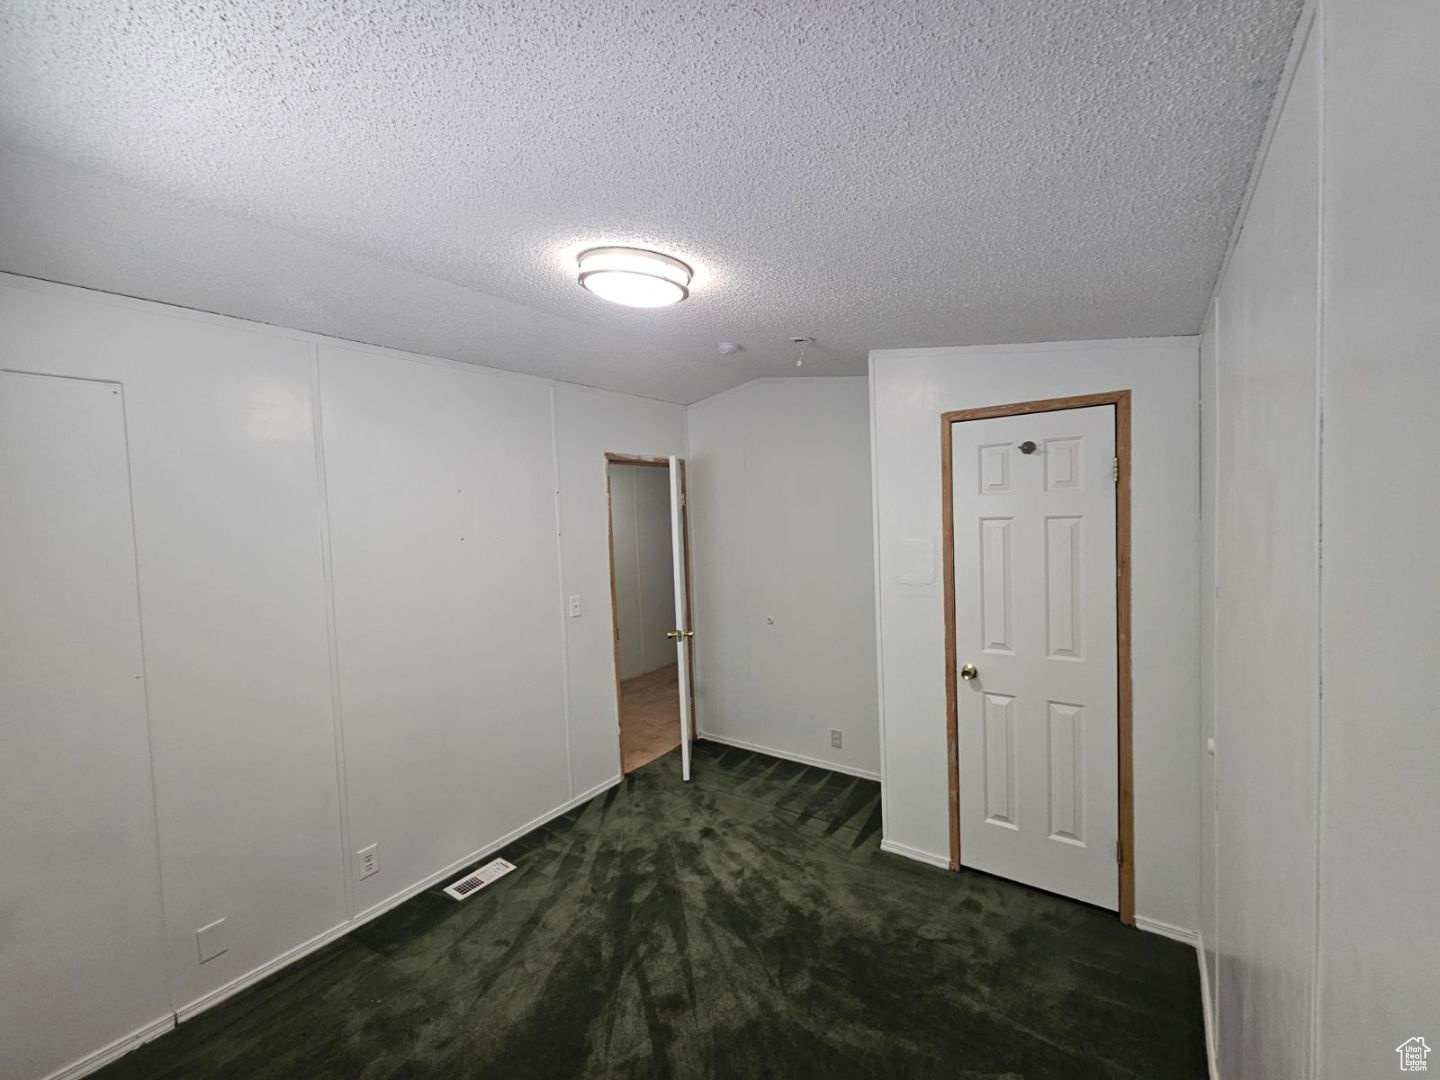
443,858 -> 516,901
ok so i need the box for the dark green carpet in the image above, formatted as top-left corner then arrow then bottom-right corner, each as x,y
98,742 -> 1207,1079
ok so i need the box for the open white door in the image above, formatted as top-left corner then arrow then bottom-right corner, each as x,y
667,456 -> 693,782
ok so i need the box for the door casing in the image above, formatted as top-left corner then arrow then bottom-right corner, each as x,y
940,391 -> 1134,924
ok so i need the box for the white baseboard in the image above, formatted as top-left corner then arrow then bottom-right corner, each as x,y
174,774 -> 623,1024
878,837 -> 952,869
42,1013 -> 176,1080
52,775 -> 622,1076
697,732 -> 881,781
1137,918 -> 1217,1080
1197,930 -> 1219,1080
1134,915 -> 1200,946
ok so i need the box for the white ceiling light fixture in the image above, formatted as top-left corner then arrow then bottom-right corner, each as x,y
577,246 -> 692,308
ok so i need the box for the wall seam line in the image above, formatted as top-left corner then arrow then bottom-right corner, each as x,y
1196,303 -> 1220,1076
310,344 -> 356,919
1308,6 -> 1327,1076
1209,295 -> 1223,1075
548,386 -> 575,801
115,378 -> 181,1018
867,358 -> 890,837
740,388 -> 758,744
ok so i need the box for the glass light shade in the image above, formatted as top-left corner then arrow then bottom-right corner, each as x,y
577,247 -> 691,307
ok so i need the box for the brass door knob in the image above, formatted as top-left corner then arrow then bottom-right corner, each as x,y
667,630 -> 695,640
960,663 -> 978,681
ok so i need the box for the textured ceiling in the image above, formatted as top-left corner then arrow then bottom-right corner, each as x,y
0,0 -> 1302,403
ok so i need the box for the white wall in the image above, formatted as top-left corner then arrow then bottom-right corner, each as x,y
1206,21 -> 1322,1077
1198,3 -> 1440,1074
552,385 -> 688,795
0,279 -> 349,1035
687,377 -> 880,778
1317,1 -> 1440,1071
319,344 -> 571,916
1,372 -> 171,1080
1196,305 -> 1219,1061
0,274 -> 686,1079
869,339 -> 1200,928
608,463 -> 677,681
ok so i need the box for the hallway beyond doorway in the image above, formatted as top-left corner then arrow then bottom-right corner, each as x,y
619,663 -> 681,773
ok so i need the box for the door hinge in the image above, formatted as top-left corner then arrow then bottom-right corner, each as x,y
1112,457 -> 1119,483
1116,840 -> 1124,864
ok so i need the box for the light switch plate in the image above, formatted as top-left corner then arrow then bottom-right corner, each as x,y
568,594 -> 582,618
196,917 -> 229,964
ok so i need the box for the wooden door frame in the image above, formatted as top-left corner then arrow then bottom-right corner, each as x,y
603,452 -> 699,776
940,391 -> 1134,924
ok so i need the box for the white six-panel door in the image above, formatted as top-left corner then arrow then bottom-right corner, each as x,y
951,405 -> 1119,909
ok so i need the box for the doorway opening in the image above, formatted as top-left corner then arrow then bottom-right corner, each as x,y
940,391 -> 1134,923
604,453 -> 696,777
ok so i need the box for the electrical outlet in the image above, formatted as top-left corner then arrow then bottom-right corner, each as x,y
196,917 -> 229,964
831,729 -> 843,750
356,843 -> 379,880
568,594 -> 582,618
